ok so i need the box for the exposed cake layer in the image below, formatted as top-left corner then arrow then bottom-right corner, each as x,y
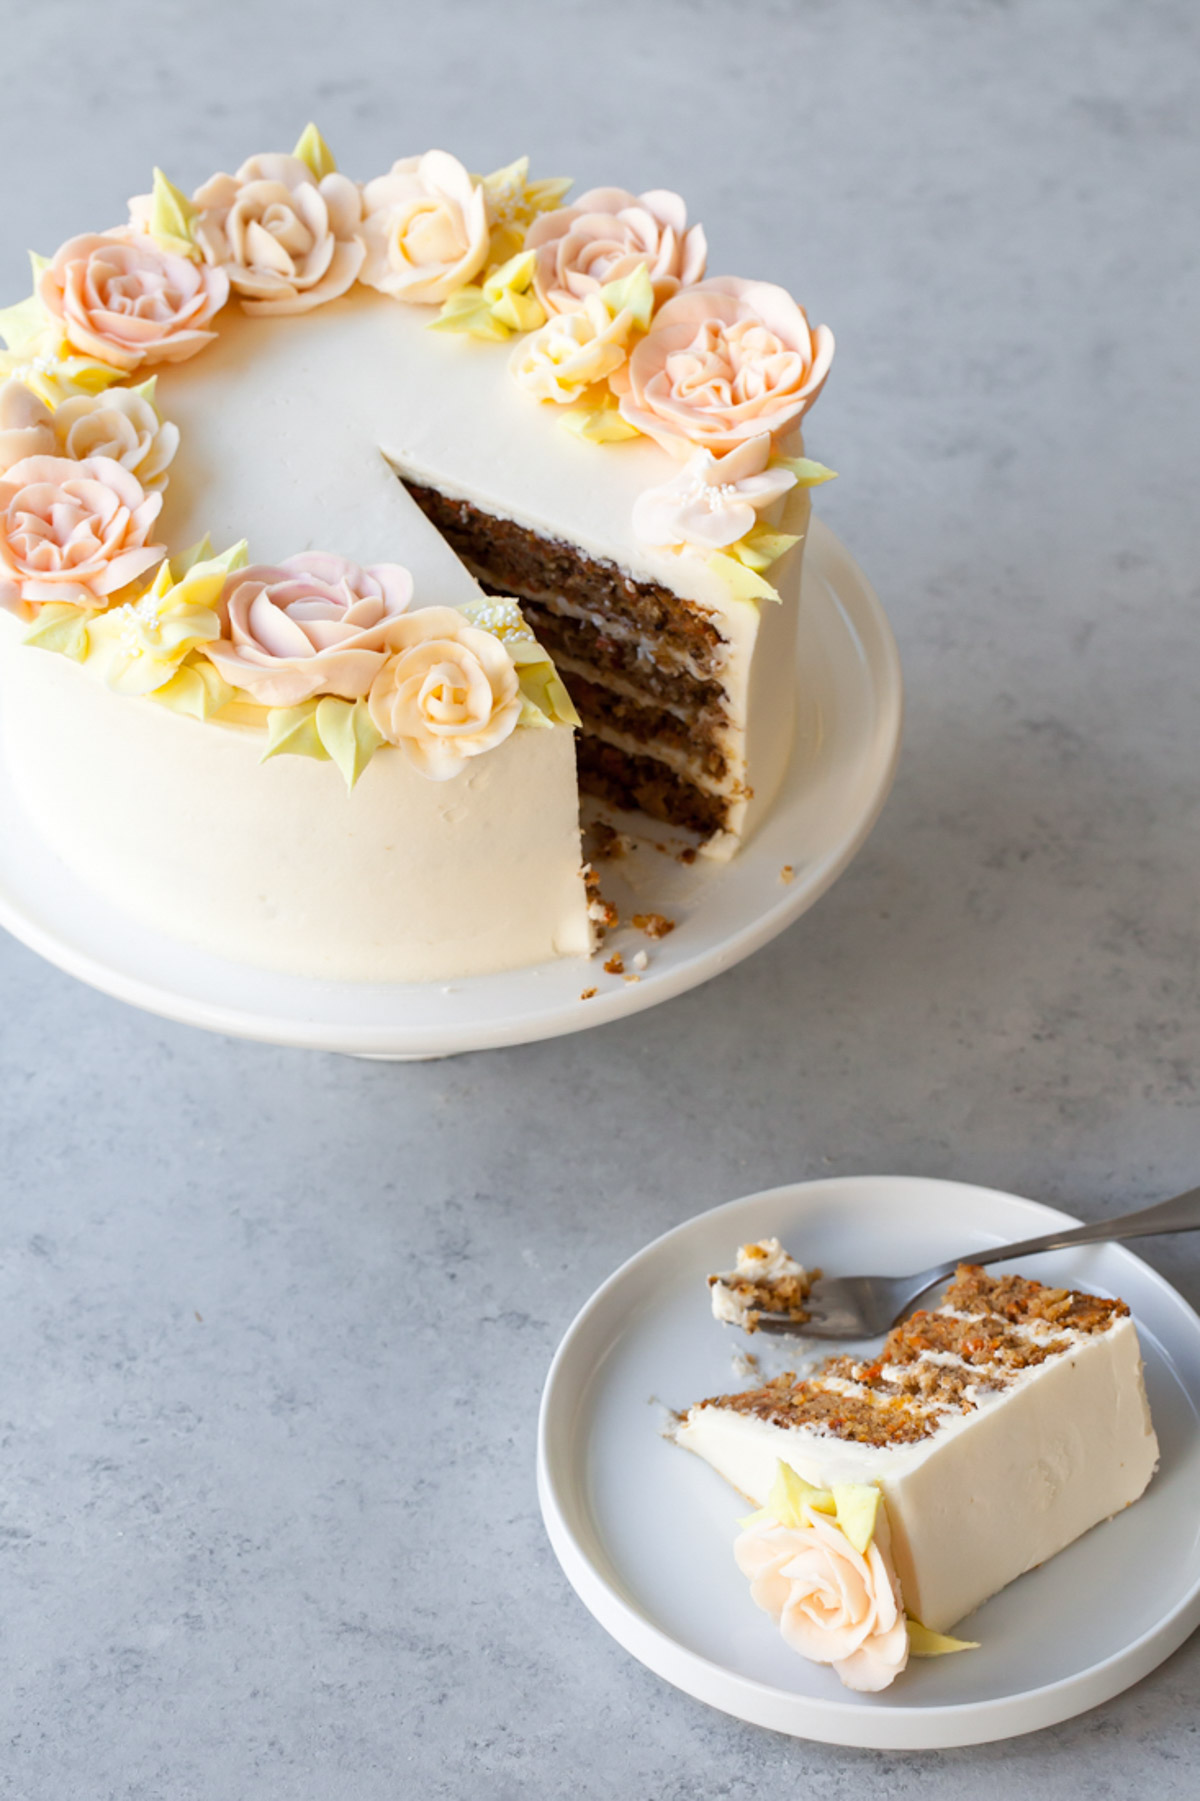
576,738 -> 731,837
677,1264 -> 1159,1631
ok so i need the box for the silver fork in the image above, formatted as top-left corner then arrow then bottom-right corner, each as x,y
752,1183 -> 1200,1340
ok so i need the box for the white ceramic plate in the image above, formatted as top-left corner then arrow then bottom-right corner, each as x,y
0,520 -> 901,1055
537,1175 -> 1200,1749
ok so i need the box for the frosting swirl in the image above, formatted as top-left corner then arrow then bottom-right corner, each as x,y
631,433 -> 796,551
527,187 -> 706,316
192,153 -> 365,316
360,152 -> 490,306
734,1503 -> 909,1693
200,553 -> 413,706
39,233 -> 229,373
611,276 -> 833,458
367,606 -> 522,779
0,454 -> 164,614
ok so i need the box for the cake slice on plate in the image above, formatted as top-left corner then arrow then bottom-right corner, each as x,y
675,1263 -> 1159,1688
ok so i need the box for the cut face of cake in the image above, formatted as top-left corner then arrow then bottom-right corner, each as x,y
708,1238 -> 816,1331
0,134 -> 835,982
677,1265 -> 1159,1642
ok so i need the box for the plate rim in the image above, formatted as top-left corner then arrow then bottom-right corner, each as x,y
536,1174 -> 1200,1750
0,520 -> 902,1055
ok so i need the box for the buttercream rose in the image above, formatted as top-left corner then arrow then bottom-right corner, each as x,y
39,233 -> 229,373
0,381 -> 55,472
359,152 -> 490,306
631,433 -> 797,551
611,276 -> 834,458
192,153 -> 365,316
199,553 -> 413,706
367,606 -> 521,779
527,186 -> 706,316
52,386 -> 180,491
0,455 -> 165,614
735,1505 -> 908,1693
510,291 -> 639,404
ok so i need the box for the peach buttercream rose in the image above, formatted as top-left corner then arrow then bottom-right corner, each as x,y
199,553 -> 414,707
359,152 -> 490,306
527,186 -> 707,316
39,233 -> 229,374
367,606 -> 522,780
510,291 -> 641,404
0,381 -> 56,472
734,1504 -> 909,1693
52,387 -> 180,491
0,454 -> 165,615
611,276 -> 834,458
191,154 -> 365,316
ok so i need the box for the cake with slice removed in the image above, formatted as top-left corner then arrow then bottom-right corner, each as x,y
675,1263 -> 1159,1681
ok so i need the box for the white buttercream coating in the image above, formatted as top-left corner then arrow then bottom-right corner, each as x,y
677,1311 -> 1159,1633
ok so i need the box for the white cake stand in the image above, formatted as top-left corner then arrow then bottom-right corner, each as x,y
0,519 -> 902,1056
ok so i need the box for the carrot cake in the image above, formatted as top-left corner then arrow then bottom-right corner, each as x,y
0,129 -> 834,982
675,1263 -> 1159,1688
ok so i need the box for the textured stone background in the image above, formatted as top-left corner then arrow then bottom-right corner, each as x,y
1,0 -> 1198,1794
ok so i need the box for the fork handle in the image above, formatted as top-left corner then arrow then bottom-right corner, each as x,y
923,1182 -> 1200,1289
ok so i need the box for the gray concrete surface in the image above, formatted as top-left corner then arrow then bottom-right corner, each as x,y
1,0 -> 1198,1794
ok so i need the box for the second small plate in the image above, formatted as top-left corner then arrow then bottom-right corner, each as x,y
537,1175 -> 1200,1749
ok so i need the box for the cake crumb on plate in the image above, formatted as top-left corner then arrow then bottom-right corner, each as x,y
632,912 -> 675,939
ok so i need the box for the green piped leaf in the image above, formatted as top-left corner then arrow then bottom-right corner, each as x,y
147,657 -> 235,721
147,168 -> 201,259
772,454 -> 838,487
766,1461 -> 835,1531
294,122 -> 337,182
262,699 -> 329,765
831,1483 -> 881,1555
906,1619 -> 980,1657
23,603 -> 89,662
707,550 -> 782,605
599,262 -> 654,331
518,661 -> 580,730
727,524 -> 801,573
314,695 -> 385,789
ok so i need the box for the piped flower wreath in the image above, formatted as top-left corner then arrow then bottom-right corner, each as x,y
0,126 -> 834,788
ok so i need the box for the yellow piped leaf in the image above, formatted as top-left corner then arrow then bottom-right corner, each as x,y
147,168 -> 201,260
707,551 -> 782,605
23,604 -> 90,663
294,122 -> 337,182
480,158 -> 573,267
147,656 -> 236,721
766,1460 -> 836,1530
599,263 -> 654,332
518,661 -> 581,730
314,695 -> 385,789
772,455 -> 838,487
560,392 -> 641,444
831,1484 -> 881,1555
261,700 -> 329,765
0,290 -> 48,354
431,250 -> 546,342
906,1619 -> 980,1657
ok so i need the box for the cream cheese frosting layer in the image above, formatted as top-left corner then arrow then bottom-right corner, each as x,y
677,1311 -> 1159,1634
0,609 -> 591,982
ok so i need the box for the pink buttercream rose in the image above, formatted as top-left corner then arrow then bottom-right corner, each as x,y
734,1506 -> 909,1693
359,151 -> 490,306
611,276 -> 834,458
39,233 -> 229,374
200,553 -> 414,706
0,454 -> 165,615
367,606 -> 521,780
0,381 -> 55,473
527,186 -> 707,316
190,153 -> 365,316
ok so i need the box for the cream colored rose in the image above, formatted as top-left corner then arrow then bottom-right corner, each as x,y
200,553 -> 413,707
193,153 -> 365,316
0,381 -> 55,472
39,233 -> 229,374
359,151 -> 489,306
735,1506 -> 909,1693
611,276 -> 834,458
52,385 -> 180,491
527,186 -> 706,316
510,292 -> 638,404
632,433 -> 797,551
367,606 -> 521,779
0,454 -> 164,614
